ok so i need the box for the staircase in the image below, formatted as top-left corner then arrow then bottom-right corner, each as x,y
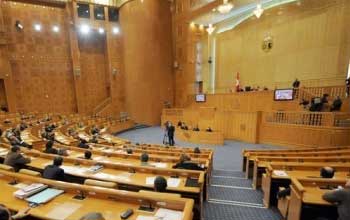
93,97 -> 112,116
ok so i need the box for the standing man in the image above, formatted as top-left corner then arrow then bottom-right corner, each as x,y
322,180 -> 350,220
167,122 -> 175,146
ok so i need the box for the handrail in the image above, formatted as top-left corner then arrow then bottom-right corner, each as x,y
93,97 -> 111,115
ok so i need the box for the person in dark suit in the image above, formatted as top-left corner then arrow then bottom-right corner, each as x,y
154,176 -> 167,192
91,126 -> 100,135
4,146 -> 31,172
192,125 -> 200,131
167,122 -> 175,146
89,135 -> 98,144
43,141 -> 58,155
78,139 -> 90,149
330,96 -> 343,112
293,78 -> 300,88
172,154 -> 204,171
0,204 -> 30,220
43,156 -> 65,181
206,127 -> 213,132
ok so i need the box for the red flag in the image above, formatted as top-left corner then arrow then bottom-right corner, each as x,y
236,72 -> 240,92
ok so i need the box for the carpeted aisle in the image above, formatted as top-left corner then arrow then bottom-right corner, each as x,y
116,126 -> 282,220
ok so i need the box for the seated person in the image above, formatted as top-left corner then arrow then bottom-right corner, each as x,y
194,147 -> 201,154
177,121 -> 182,127
206,127 -> 213,132
126,149 -> 133,154
140,152 -> 149,165
330,96 -> 342,112
79,212 -> 105,220
154,176 -> 167,192
83,150 -> 92,160
192,125 -> 200,131
89,135 -> 99,144
8,134 -> 32,149
43,141 -> 58,155
43,156 -> 65,181
180,122 -> 188,130
0,204 -> 30,220
172,154 -> 204,171
278,166 -> 335,199
78,139 -> 90,149
4,146 -> 31,172
322,180 -> 350,220
91,126 -> 100,135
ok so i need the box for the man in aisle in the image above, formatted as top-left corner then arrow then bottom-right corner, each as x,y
4,146 -> 31,172
43,156 -> 65,181
167,122 -> 175,146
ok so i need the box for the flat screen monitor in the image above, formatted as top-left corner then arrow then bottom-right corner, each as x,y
274,89 -> 294,101
195,94 -> 206,102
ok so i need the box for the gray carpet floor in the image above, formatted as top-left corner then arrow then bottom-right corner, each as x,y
116,126 -> 282,220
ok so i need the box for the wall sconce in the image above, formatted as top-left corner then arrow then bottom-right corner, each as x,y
74,67 -> 81,77
15,20 -> 24,31
112,68 -> 118,76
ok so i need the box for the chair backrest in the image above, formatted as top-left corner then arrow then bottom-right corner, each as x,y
0,164 -> 14,172
84,179 -> 117,189
19,169 -> 41,177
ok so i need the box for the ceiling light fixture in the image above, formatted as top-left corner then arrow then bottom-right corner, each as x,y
254,3 -> 264,18
112,27 -> 119,34
80,24 -> 90,34
98,27 -> 105,34
217,0 -> 234,14
206,24 -> 215,35
34,23 -> 41,32
52,25 -> 59,33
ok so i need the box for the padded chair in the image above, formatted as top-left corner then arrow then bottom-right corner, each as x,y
0,164 -> 14,171
277,187 -> 290,219
84,179 -> 117,189
19,169 -> 41,177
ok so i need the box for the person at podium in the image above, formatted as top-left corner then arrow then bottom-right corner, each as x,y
167,122 -> 175,146
206,127 -> 213,132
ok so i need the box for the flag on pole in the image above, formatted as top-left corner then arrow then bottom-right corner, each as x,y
236,72 -> 240,92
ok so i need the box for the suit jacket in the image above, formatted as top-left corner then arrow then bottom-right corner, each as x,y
173,162 -> 204,171
44,148 -> 59,155
43,165 -> 65,181
4,152 -> 31,172
323,188 -> 350,220
167,125 -> 175,136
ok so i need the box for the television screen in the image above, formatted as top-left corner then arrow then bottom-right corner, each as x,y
274,89 -> 294,101
196,94 -> 206,102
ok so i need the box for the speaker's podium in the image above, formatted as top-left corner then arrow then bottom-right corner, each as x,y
176,129 -> 224,145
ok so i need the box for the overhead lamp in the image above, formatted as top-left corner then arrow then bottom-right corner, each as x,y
52,25 -> 59,33
80,24 -> 90,34
254,3 -> 264,18
15,20 -> 23,31
98,27 -> 105,34
34,23 -> 41,32
112,26 -> 119,34
206,24 -> 215,35
217,0 -> 234,14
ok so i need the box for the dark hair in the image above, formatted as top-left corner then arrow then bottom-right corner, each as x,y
53,156 -> 63,166
179,154 -> 190,163
80,139 -> 87,144
0,206 -> 10,220
154,176 -> 167,192
84,151 -> 92,159
11,146 -> 20,153
126,149 -> 133,154
46,141 -> 54,149
140,153 -> 149,163
320,167 -> 335,178
194,147 -> 201,154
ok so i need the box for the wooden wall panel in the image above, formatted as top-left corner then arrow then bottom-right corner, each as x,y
120,0 -> 174,125
215,0 -> 350,91
1,1 -> 76,113
78,34 -> 109,114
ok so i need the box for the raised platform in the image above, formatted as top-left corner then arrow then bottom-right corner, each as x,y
176,129 -> 224,145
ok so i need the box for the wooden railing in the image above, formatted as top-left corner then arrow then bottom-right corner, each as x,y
264,111 -> 350,127
299,86 -> 347,100
93,97 -> 111,115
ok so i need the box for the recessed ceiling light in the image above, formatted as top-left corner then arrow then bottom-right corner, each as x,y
52,25 -> 59,33
34,24 -> 41,31
98,27 -> 105,34
112,27 -> 119,34
80,24 -> 90,34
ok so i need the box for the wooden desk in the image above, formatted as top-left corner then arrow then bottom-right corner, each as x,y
261,162 -> 350,207
176,130 -> 224,145
287,178 -> 347,220
0,169 -> 194,220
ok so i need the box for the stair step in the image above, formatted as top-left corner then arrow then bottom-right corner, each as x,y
208,186 -> 263,204
211,176 -> 252,188
212,170 -> 246,178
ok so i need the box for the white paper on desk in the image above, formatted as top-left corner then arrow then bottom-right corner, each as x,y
13,183 -> 28,189
46,202 -> 82,220
167,178 -> 181,188
146,177 -> 156,185
155,208 -> 183,220
136,216 -> 157,220
150,162 -> 167,168
273,170 -> 288,177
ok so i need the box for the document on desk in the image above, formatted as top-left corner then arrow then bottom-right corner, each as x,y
273,170 -> 288,177
146,177 -> 156,185
46,202 -> 82,220
155,208 -> 183,220
150,162 -> 167,168
26,188 -> 64,204
167,178 -> 181,188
